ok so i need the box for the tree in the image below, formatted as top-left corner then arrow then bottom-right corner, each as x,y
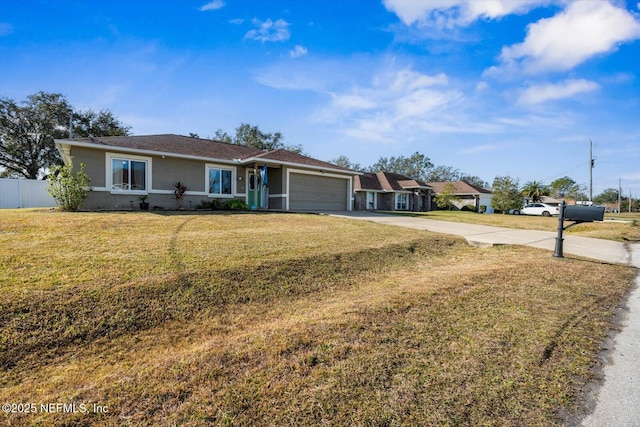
367,152 -> 434,181
215,123 -> 304,154
1,92 -> 72,179
234,123 -> 283,151
594,188 -> 619,205
329,155 -> 362,171
434,183 -> 460,210
491,175 -> 522,213
461,175 -> 488,188
47,162 -> 90,211
521,180 -> 549,203
72,109 -> 130,138
549,176 -> 584,199
425,165 -> 461,182
0,91 -> 130,179
213,129 -> 232,143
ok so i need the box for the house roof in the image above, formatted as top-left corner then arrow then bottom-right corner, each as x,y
248,148 -> 352,171
426,181 -> 492,195
55,134 -> 354,173
355,172 -> 432,192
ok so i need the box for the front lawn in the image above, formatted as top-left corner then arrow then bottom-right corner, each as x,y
386,210 -> 640,242
0,209 -> 636,426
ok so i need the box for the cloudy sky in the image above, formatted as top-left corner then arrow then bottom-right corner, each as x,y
1,0 -> 639,195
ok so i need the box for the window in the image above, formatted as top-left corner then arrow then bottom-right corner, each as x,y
208,167 -> 233,195
111,158 -> 147,191
395,193 -> 409,210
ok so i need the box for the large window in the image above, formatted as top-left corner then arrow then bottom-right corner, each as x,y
111,158 -> 147,191
208,167 -> 233,195
395,193 -> 409,210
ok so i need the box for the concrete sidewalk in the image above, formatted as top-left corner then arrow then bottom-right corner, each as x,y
327,211 -> 640,426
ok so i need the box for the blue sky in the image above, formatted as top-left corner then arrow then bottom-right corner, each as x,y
1,0 -> 639,196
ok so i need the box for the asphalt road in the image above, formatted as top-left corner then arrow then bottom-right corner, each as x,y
328,211 -> 640,426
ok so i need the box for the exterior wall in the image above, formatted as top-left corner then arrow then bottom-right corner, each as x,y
152,157 -> 205,192
353,192 -> 367,210
354,191 -> 430,211
70,146 -> 245,210
479,195 -> 494,214
377,193 -> 395,211
265,167 -> 284,209
71,146 -> 106,187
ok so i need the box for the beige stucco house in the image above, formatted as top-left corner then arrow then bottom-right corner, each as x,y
426,181 -> 494,213
54,134 -> 356,211
354,171 -> 433,211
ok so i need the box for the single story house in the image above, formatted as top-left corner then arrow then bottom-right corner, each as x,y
354,171 -> 432,211
426,180 -> 494,213
54,134 -> 356,211
524,196 -> 563,206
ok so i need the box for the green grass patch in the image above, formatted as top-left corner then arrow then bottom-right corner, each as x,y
0,209 -> 636,426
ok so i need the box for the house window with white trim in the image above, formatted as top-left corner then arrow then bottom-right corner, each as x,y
111,158 -> 147,191
395,193 -> 409,210
208,167 -> 233,196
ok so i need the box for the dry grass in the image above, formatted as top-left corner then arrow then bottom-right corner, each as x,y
388,210 -> 640,242
0,209 -> 636,426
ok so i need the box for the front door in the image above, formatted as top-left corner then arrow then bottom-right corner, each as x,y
248,171 -> 262,210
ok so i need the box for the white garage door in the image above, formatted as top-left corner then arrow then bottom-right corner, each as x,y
289,173 -> 349,211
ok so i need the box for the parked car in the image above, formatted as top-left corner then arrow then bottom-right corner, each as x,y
512,203 -> 559,217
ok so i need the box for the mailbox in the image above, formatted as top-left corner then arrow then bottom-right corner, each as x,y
564,205 -> 605,222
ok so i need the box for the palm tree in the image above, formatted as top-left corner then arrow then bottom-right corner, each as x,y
521,180 -> 550,203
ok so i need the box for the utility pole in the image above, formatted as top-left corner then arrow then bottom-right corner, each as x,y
589,139 -> 594,202
618,178 -> 621,215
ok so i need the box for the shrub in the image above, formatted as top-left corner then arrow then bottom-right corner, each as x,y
224,199 -> 249,211
174,181 -> 188,208
196,199 -> 223,210
47,163 -> 91,211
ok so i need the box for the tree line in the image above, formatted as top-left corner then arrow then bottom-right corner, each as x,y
329,153 -> 488,187
1,91 -> 632,211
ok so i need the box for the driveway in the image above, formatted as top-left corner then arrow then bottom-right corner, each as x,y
327,211 -> 640,426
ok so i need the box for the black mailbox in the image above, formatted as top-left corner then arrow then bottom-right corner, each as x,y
564,205 -> 605,222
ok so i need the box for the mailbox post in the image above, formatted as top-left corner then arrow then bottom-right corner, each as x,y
553,201 -> 605,258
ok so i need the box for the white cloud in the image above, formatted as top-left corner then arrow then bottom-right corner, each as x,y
461,144 -> 501,154
229,18 -> 244,25
475,81 -> 489,92
199,0 -> 224,12
518,79 -> 599,104
289,45 -> 308,58
245,19 -> 290,42
492,1 -> 640,76
316,66 -> 474,142
382,0 -> 553,28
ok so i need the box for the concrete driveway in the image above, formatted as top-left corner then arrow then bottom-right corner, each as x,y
327,211 -> 640,426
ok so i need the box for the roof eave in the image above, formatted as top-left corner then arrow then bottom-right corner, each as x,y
239,156 -> 361,175
54,138 -> 244,165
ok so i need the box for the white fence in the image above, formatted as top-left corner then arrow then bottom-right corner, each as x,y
0,178 -> 56,209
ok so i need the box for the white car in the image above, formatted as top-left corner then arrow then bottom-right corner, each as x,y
512,203 -> 559,217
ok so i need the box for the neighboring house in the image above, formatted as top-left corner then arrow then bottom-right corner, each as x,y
354,171 -> 432,211
524,196 -> 563,206
54,134 -> 356,211
427,180 -> 494,213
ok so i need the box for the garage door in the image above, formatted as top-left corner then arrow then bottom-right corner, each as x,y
289,173 -> 349,211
